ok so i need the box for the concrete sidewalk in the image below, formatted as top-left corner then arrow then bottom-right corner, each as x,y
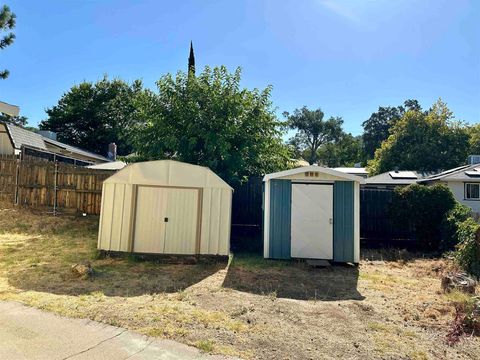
0,301 -> 237,360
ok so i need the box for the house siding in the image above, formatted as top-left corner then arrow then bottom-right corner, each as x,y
446,180 -> 480,214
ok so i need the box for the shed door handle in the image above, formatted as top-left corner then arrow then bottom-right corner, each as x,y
329,218 -> 333,224
164,217 -> 169,222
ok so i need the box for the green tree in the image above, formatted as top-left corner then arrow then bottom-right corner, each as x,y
40,77 -> 144,155
390,183 -> 456,251
285,107 -> 343,165
133,66 -> 290,185
0,112 -> 27,126
317,133 -> 363,167
368,99 -> 469,175
0,5 -> 15,79
467,123 -> 480,155
362,99 -> 421,159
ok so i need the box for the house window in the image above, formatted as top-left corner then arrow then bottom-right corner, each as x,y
465,183 -> 480,200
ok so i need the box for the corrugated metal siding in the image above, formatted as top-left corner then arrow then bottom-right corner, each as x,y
98,183 -> 133,252
333,181 -> 355,262
269,179 -> 291,259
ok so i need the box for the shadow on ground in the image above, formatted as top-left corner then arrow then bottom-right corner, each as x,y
7,259 -> 227,297
223,254 -> 364,301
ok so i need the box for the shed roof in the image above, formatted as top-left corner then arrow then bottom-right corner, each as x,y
104,160 -> 233,189
86,161 -> 127,171
263,165 -> 366,183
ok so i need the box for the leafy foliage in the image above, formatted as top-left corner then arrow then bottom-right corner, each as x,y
362,99 -> 421,159
317,133 -> 363,167
390,183 -> 456,251
40,77 -> 144,156
447,296 -> 480,345
0,4 -> 15,79
442,203 -> 473,251
0,112 -> 27,126
133,66 -> 290,185
285,107 -> 343,165
454,218 -> 480,278
467,123 -> 480,155
368,99 -> 470,175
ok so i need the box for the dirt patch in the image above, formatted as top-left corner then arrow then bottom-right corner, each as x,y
0,207 -> 479,359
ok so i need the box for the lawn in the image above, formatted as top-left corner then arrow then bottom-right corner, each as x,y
0,206 -> 478,359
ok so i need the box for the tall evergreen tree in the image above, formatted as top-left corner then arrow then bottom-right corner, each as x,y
188,41 -> 195,75
0,5 -> 16,79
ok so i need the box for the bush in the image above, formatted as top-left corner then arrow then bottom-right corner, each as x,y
454,218 -> 480,278
390,183 -> 456,251
447,296 -> 480,345
442,203 -> 473,251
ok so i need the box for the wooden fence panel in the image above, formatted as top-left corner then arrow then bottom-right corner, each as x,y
0,157 -> 114,215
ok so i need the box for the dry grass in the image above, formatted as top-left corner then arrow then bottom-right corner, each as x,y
0,206 -> 479,359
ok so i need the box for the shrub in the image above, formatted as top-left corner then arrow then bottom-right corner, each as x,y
453,218 -> 480,278
442,203 -> 473,251
447,296 -> 480,345
390,183 -> 456,251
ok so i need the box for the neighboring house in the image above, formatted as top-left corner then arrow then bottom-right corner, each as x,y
364,170 -> 435,189
0,121 -> 110,165
334,167 -> 369,178
419,157 -> 480,214
0,101 -> 20,116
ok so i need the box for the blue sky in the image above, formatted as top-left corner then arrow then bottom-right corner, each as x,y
1,0 -> 479,135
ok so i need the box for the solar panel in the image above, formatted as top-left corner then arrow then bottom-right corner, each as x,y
389,171 -> 418,179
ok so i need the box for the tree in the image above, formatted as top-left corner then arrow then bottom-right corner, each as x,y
285,107 -> 343,165
188,41 -> 195,75
368,99 -> 470,175
40,77 -> 144,156
317,134 -> 363,167
133,66 -> 290,185
467,124 -> 480,155
0,5 -> 16,79
0,112 -> 27,126
362,99 -> 421,159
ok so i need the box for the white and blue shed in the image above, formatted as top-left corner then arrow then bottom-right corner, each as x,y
263,166 -> 365,263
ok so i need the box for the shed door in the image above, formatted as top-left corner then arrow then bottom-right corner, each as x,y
291,183 -> 333,259
133,186 -> 199,254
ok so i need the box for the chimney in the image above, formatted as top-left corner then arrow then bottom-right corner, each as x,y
467,155 -> 480,165
107,143 -> 117,161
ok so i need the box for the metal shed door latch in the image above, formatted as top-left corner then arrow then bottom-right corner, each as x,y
329,218 -> 333,225
164,217 -> 169,222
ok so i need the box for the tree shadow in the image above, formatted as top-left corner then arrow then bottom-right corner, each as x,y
222,254 -> 364,301
7,258 -> 228,297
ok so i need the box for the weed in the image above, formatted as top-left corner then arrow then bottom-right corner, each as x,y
196,339 -> 215,353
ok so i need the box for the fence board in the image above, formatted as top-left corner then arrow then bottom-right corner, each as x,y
0,157 -> 114,214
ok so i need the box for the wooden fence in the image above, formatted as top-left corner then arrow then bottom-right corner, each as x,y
0,155 -> 113,215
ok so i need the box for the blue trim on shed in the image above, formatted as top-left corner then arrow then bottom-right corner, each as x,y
333,181 -> 355,262
268,179 -> 292,259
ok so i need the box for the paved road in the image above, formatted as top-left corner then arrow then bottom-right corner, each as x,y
0,301 -> 237,360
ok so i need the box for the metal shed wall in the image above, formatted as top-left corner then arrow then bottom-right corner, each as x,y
333,181 -> 355,262
268,179 -> 292,259
97,160 -> 232,256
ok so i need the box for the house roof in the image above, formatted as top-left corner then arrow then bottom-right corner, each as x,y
365,170 -> 435,185
334,167 -> 368,176
0,101 -> 20,116
2,122 -> 110,163
263,165 -> 366,183
86,161 -> 127,170
418,164 -> 479,183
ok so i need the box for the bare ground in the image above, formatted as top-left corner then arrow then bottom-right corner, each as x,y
0,206 -> 478,359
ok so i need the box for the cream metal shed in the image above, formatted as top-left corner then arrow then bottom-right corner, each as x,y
98,160 -> 233,256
